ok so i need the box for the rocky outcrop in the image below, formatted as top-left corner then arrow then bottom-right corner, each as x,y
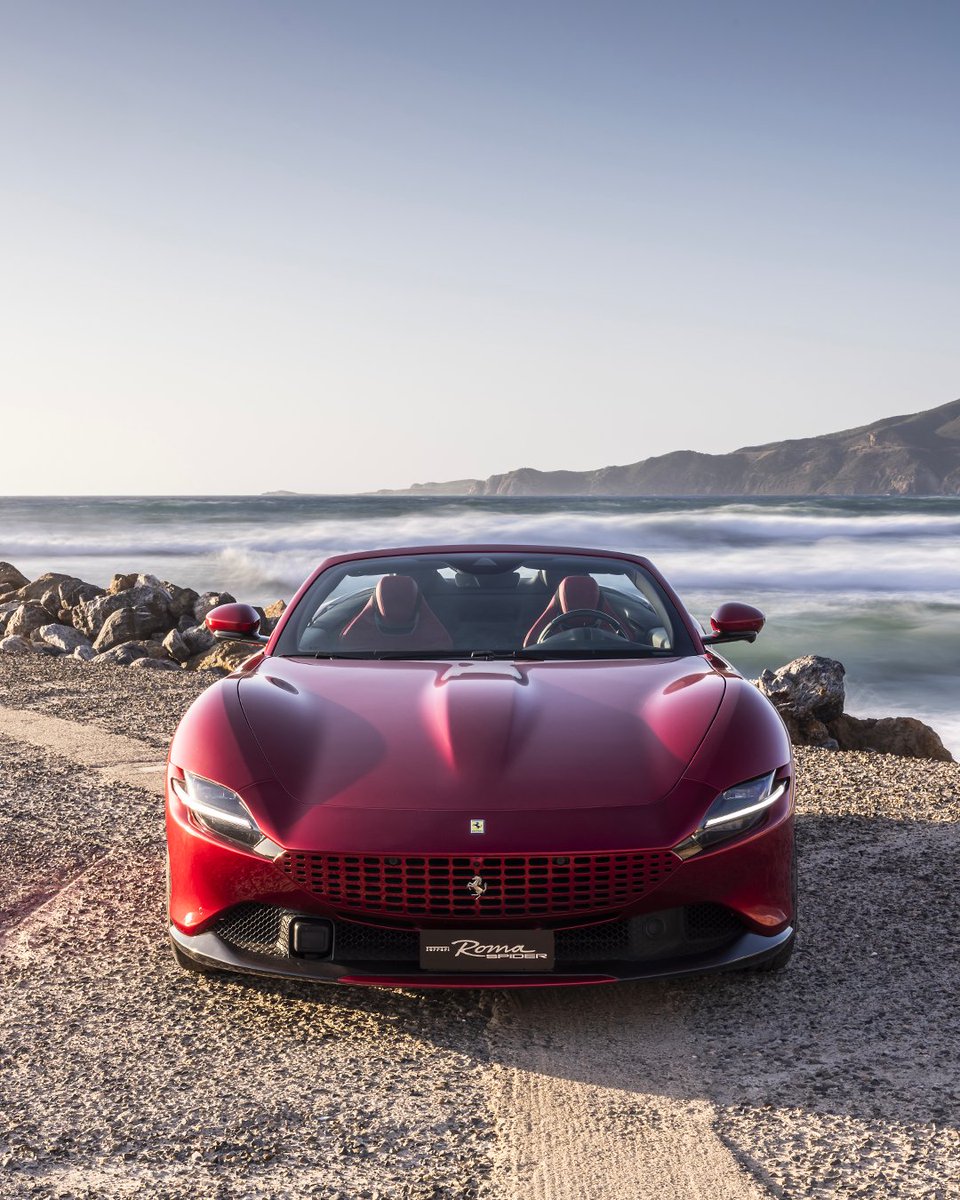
756,655 -> 953,761
829,714 -> 953,762
0,563 -> 280,678
392,397 -> 960,496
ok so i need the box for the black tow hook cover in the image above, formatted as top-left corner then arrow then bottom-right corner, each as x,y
291,919 -> 333,958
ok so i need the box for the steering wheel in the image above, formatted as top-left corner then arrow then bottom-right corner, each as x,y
536,608 -> 631,644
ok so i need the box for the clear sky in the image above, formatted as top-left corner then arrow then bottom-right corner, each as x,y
2,0 -> 958,493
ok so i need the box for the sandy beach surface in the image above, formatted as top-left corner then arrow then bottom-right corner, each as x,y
0,655 -> 958,1199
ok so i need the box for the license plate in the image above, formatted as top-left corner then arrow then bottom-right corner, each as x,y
419,929 -> 555,972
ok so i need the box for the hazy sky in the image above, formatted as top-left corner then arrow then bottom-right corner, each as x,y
2,1 -> 958,493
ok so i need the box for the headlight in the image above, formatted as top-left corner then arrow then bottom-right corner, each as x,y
170,770 -> 282,859
673,772 -> 788,859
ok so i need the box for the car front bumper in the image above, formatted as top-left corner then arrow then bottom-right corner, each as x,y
169,917 -> 794,988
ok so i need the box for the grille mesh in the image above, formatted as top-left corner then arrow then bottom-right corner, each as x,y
555,921 -> 631,962
684,903 -> 743,941
215,903 -> 288,955
276,850 -> 679,919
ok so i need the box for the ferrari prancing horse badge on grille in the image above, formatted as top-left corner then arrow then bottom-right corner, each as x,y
467,875 -> 487,897
469,818 -> 485,834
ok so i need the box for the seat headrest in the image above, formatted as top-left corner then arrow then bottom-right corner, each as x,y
558,576 -> 600,612
375,575 -> 420,627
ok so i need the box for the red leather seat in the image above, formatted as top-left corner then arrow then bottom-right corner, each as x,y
523,576 -> 630,648
340,575 -> 453,651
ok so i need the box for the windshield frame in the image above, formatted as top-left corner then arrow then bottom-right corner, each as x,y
270,545 -> 702,661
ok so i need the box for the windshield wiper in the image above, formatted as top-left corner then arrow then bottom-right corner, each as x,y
513,647 -> 676,660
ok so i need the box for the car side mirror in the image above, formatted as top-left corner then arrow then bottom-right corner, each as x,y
701,602 -> 765,645
205,603 -> 269,644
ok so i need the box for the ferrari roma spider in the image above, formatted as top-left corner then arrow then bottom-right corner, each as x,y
166,545 -> 796,987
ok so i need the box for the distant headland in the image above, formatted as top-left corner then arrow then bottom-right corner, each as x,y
377,398 -> 960,497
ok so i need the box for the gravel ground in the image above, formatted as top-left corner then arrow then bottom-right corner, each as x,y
0,655 -> 212,751
1,654 -> 958,1198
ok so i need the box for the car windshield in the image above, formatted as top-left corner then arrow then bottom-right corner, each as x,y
275,552 -> 695,660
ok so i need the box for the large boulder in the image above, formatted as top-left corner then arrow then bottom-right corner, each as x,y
57,577 -> 103,611
123,583 -> 174,637
15,572 -> 75,603
0,563 -> 29,591
92,608 -> 138,652
756,655 -> 846,748
161,582 -> 200,621
831,714 -> 953,762
6,602 -> 57,640
36,624 -> 94,655
74,592 -> 131,638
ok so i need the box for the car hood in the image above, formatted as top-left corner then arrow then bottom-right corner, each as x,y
237,655 -> 725,823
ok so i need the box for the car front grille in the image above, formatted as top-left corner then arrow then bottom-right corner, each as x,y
275,849 -> 680,919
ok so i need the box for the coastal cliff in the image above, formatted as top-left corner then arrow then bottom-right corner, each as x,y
395,397 -> 960,497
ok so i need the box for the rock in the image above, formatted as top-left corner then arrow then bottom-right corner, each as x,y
128,657 -> 182,671
0,601 -> 21,635
0,635 -> 33,655
40,587 -> 63,615
161,583 -> 200,621
830,713 -> 954,762
123,583 -> 174,638
92,607 -> 138,652
57,578 -> 103,610
72,645 -> 97,662
188,641 -> 259,673
75,584 -> 174,641
142,639 -> 171,660
261,599 -> 287,633
91,641 -> 150,666
756,655 -> 846,747
0,563 -> 29,591
194,591 -> 236,623
15,572 -> 74,602
36,624 -> 94,655
5,602 -> 56,640
74,592 -> 131,638
182,623 -> 215,655
162,628 -> 190,663
108,573 -> 138,594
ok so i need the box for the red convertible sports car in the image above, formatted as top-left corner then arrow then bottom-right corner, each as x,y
166,545 -> 795,987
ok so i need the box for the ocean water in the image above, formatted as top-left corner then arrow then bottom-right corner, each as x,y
1,495 -> 958,753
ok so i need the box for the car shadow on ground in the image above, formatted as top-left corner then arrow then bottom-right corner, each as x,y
225,811 -> 960,1136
